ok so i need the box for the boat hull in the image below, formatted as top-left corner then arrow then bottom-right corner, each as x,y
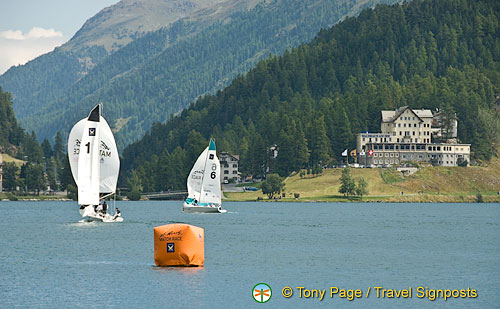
182,203 -> 226,213
79,205 -> 123,222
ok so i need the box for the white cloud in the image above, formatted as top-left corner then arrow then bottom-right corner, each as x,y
0,27 -> 63,40
26,27 -> 63,39
0,30 -> 25,40
0,27 -> 66,74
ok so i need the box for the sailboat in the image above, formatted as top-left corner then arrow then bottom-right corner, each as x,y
67,103 -> 123,222
183,139 -> 226,213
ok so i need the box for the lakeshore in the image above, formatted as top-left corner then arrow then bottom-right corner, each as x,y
3,155 -> 499,203
225,157 -> 500,203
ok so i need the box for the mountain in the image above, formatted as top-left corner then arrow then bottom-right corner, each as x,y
0,0 -> 399,149
121,0 -> 500,192
64,0 -> 244,52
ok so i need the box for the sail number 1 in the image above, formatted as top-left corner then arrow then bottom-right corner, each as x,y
86,142 -> 91,153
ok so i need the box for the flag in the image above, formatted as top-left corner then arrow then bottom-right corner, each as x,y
350,149 -> 357,157
359,150 -> 366,156
341,149 -> 348,157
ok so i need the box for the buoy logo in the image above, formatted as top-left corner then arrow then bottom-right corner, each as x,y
166,243 -> 175,252
252,283 -> 272,303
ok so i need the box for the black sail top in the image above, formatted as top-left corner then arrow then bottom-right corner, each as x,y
88,104 -> 101,122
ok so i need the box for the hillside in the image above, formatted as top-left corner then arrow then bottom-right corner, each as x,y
122,0 -> 500,192
0,0 -> 256,139
0,0 -> 396,149
225,157 -> 500,202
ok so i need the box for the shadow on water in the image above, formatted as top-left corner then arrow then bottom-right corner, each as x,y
152,266 -> 205,275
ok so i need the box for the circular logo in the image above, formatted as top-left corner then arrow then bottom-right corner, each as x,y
252,283 -> 272,303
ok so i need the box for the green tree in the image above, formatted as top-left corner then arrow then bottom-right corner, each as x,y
439,101 -> 457,140
355,177 -> 369,200
261,173 -> 285,199
127,170 -> 143,200
339,165 -> 356,199
25,163 -> 45,195
53,131 -> 65,160
247,133 -> 268,179
2,162 -> 19,191
41,138 -> 53,159
308,116 -> 330,167
22,131 -> 44,164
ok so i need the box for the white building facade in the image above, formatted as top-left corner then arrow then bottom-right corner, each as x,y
356,106 -> 470,167
219,152 -> 240,183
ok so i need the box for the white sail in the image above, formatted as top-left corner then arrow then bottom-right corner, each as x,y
67,104 -> 120,206
199,140 -> 221,205
68,119 -> 86,186
186,147 -> 208,200
77,111 -> 101,205
98,117 -> 120,194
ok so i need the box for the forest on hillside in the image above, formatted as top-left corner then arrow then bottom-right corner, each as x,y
121,0 -> 500,193
0,87 -> 72,195
0,0 -> 399,150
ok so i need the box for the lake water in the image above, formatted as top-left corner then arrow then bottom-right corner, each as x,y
0,201 -> 498,308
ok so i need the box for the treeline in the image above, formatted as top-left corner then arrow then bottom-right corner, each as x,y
1,0 -> 399,149
122,0 -> 500,192
0,87 -> 73,194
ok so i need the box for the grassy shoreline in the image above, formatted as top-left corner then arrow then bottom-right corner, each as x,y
225,156 -> 500,203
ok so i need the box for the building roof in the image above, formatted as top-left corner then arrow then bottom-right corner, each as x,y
381,106 -> 433,123
220,152 -> 239,161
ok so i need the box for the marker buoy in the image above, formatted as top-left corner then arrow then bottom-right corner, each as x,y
154,224 -> 204,266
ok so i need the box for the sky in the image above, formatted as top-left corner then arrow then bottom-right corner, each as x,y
0,0 -> 120,74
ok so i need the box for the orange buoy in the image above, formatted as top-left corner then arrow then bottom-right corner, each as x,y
154,224 -> 204,267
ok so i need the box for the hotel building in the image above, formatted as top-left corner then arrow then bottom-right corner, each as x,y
356,106 -> 470,167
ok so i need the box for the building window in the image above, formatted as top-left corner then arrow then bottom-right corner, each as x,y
224,170 -> 229,174
232,170 -> 237,174
232,164 -> 237,168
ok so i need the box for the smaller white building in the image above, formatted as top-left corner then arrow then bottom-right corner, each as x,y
219,152 -> 240,183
